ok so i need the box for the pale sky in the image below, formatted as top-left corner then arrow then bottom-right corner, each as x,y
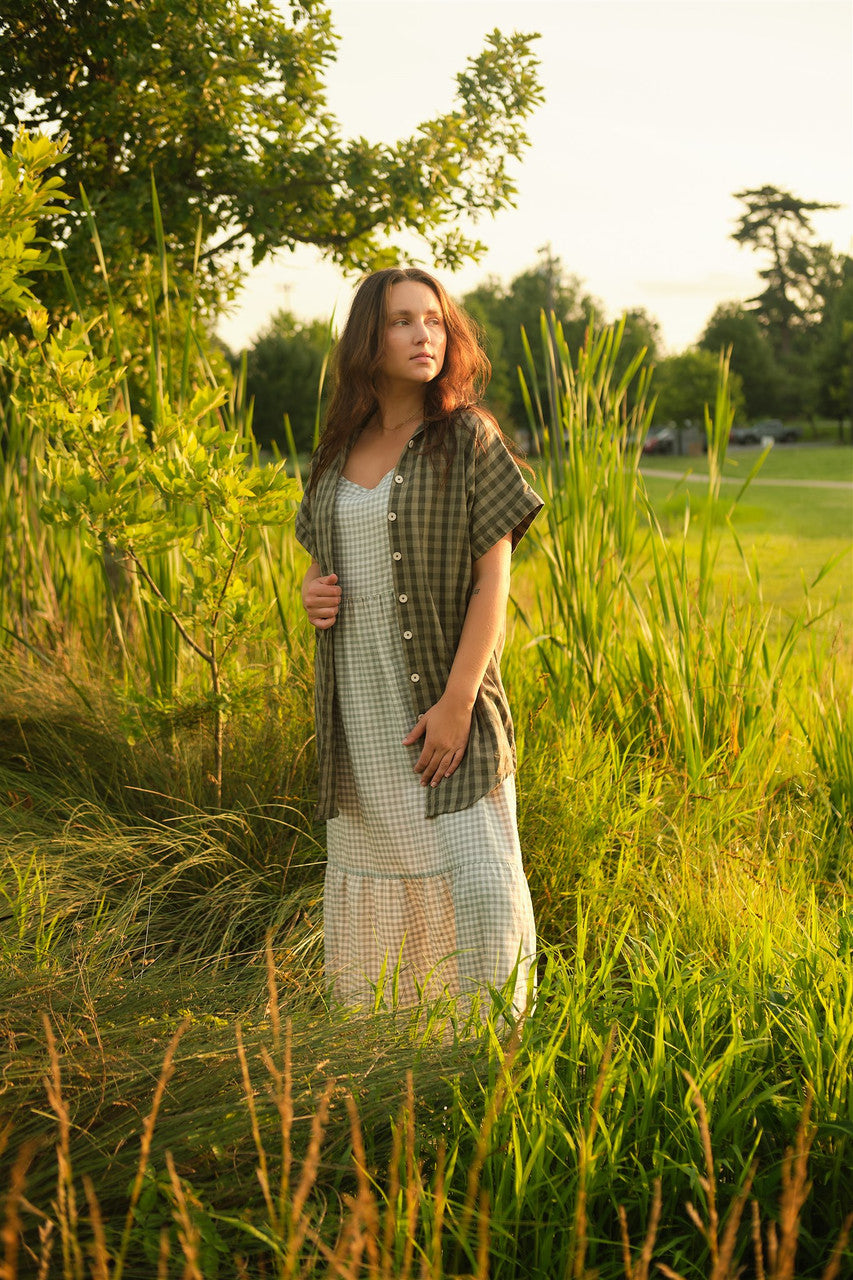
216,0 -> 852,356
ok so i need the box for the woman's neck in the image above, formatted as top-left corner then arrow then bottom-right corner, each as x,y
374,393 -> 425,434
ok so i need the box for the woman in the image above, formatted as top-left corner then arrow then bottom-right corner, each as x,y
296,267 -> 542,1015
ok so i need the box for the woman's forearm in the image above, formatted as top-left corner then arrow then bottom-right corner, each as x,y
444,535 -> 512,707
401,534 -> 512,786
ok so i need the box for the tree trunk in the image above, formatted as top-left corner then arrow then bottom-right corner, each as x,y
210,649 -> 223,809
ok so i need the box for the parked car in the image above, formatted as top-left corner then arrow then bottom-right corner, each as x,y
752,419 -> 800,443
642,426 -> 676,455
714,420 -> 801,449
729,424 -> 759,445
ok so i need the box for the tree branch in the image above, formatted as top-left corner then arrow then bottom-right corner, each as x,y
126,548 -> 213,665
210,524 -> 244,636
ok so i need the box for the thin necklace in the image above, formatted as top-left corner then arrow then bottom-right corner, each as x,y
377,407 -> 422,433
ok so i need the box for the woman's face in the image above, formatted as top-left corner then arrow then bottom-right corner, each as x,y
377,280 -> 447,392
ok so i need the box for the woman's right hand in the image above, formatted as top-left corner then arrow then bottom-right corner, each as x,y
302,567 -> 342,629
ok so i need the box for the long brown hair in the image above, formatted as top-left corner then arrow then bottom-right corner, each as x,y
307,267 -> 498,492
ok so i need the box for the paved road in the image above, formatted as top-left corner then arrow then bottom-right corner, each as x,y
641,468 -> 853,491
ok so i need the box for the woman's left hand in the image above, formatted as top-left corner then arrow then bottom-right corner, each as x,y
403,695 -> 472,787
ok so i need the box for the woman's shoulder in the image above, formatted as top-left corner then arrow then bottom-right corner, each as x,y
448,406 -> 501,450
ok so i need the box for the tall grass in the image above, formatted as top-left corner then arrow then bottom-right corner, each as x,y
519,319 -> 842,808
518,314 -> 652,698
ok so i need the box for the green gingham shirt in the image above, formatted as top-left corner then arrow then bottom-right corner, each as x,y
295,410 -> 544,820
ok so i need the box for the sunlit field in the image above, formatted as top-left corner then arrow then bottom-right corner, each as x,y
638,446 -> 853,635
2,145 -> 851,1277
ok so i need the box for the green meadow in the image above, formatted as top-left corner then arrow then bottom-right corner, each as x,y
639,446 -> 853,628
1,144 -> 852,1278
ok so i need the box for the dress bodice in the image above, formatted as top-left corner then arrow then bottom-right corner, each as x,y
332,470 -> 395,598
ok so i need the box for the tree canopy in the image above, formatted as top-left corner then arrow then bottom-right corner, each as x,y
813,260 -> 853,428
699,302 -> 781,419
652,349 -> 744,429
463,251 -> 660,436
732,186 -> 841,355
0,1 -> 542,316
463,250 -> 597,434
725,186 -> 851,423
242,310 -> 330,455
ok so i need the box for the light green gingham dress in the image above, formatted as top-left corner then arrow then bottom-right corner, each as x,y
324,469 -> 536,1012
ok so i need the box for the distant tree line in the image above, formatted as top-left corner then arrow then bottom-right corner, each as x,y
238,186 -> 851,453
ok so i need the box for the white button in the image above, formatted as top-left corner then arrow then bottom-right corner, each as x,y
408,440 -> 414,448
398,593 -> 408,603
393,551 -> 402,561
410,673 -> 420,683
403,630 -> 413,640
394,474 -> 404,483
387,512 -> 397,521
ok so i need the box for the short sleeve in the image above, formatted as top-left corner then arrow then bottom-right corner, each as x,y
294,486 -> 316,560
468,426 -> 544,561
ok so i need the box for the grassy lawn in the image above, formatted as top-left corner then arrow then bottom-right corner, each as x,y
638,446 -> 852,630
640,441 -> 853,484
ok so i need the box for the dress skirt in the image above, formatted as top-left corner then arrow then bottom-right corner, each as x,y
324,470 -> 536,1013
